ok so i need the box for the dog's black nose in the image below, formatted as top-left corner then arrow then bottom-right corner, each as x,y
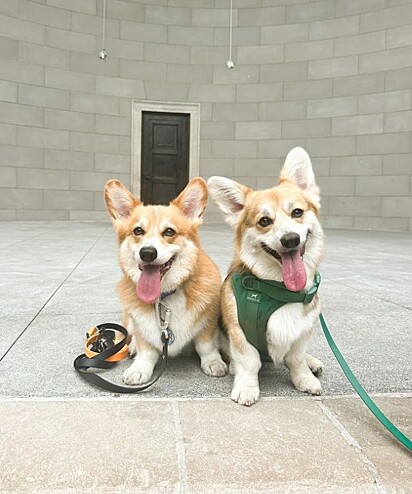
280,233 -> 300,249
139,246 -> 157,263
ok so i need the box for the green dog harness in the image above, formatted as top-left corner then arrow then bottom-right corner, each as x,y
231,271 -> 321,361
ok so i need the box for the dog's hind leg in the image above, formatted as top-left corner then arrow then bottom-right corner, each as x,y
284,332 -> 322,396
195,319 -> 228,378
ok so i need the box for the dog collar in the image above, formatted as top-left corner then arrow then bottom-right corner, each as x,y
231,271 -> 321,360
160,289 -> 176,300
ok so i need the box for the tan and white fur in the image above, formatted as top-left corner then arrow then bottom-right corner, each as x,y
208,147 -> 324,406
104,178 -> 227,385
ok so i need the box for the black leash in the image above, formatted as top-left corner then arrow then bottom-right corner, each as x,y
73,322 -> 170,393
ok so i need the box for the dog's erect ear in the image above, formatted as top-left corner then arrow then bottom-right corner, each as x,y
281,147 -> 316,190
280,147 -> 320,208
207,176 -> 250,227
172,177 -> 208,222
104,180 -> 140,221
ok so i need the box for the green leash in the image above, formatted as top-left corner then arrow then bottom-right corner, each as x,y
319,313 -> 412,453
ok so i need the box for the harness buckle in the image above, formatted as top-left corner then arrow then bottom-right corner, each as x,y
242,275 -> 256,290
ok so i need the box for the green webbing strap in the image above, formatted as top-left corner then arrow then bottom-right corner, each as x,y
231,272 -> 276,361
319,313 -> 412,453
242,271 -> 321,305
242,290 -> 271,362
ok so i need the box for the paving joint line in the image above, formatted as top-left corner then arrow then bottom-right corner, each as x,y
0,227 -> 109,363
172,401 -> 190,494
0,393 -> 411,403
317,401 -> 387,494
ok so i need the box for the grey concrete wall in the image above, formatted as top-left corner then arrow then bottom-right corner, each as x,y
0,0 -> 411,230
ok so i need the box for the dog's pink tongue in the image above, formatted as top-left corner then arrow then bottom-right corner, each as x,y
281,250 -> 307,292
136,265 -> 161,304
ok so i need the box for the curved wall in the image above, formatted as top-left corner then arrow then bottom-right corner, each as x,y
0,0 -> 411,230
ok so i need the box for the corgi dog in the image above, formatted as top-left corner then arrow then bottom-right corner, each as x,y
104,178 -> 227,385
208,147 -> 324,406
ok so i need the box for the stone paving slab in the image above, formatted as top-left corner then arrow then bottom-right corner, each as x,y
0,400 -> 179,493
0,397 -> 410,493
0,222 -> 109,359
178,399 -> 376,493
323,396 -> 412,493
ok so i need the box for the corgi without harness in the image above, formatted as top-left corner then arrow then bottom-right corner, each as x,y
104,178 -> 228,385
208,147 -> 324,406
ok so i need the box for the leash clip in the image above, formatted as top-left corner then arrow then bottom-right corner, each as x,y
156,299 -> 175,345
155,299 -> 171,330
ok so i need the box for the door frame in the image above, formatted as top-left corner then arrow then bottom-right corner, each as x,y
131,100 -> 200,198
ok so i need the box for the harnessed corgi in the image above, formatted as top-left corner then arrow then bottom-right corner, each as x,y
208,147 -> 324,406
104,178 -> 227,385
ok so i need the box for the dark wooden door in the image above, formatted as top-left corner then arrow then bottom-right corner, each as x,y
141,111 -> 190,205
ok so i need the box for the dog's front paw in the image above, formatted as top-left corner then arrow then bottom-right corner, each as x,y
123,366 -> 153,386
231,385 -> 260,406
293,373 -> 322,396
201,358 -> 228,378
306,354 -> 323,377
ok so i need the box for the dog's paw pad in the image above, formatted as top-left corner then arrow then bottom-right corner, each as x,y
231,386 -> 260,406
123,367 -> 151,386
202,360 -> 228,378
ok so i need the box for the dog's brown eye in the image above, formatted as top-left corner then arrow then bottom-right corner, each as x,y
133,226 -> 145,236
258,216 -> 273,228
291,208 -> 304,218
163,228 -> 176,237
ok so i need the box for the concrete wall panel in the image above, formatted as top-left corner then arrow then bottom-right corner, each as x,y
0,0 -> 411,231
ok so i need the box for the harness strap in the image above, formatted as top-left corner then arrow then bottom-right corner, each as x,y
240,286 -> 272,361
232,272 -> 321,360
242,271 -> 320,305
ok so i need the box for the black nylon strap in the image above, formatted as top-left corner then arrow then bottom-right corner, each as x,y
73,322 -> 169,393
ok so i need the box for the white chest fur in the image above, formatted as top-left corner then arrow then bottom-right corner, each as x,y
129,290 -> 204,357
266,301 -> 319,363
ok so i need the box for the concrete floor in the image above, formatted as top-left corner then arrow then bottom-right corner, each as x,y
0,221 -> 411,493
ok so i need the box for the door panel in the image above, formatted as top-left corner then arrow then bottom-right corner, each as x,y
153,154 -> 178,180
141,112 -> 190,205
